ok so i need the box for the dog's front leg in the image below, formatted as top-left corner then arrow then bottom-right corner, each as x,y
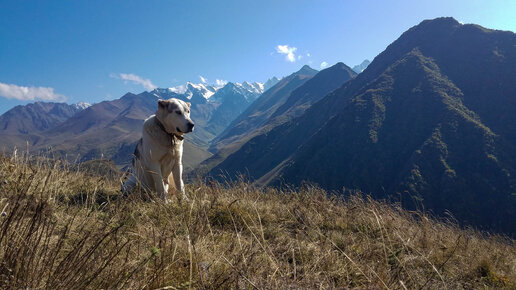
147,163 -> 168,202
171,160 -> 187,200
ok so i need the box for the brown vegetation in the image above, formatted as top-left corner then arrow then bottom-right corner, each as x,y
0,153 -> 515,289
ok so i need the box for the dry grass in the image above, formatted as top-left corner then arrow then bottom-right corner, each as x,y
0,153 -> 515,289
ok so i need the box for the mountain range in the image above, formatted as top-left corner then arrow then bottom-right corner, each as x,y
0,102 -> 90,135
0,79 -> 278,170
207,17 -> 516,233
149,80 -> 271,147
200,63 -> 357,173
1,17 -> 515,234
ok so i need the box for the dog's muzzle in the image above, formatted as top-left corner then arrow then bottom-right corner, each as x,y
187,121 -> 195,132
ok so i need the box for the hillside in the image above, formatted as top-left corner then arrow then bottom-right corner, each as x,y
0,102 -> 88,135
0,102 -> 88,149
210,65 -> 318,152
1,154 -> 515,288
205,62 -> 357,176
208,17 -> 516,234
201,63 -> 355,173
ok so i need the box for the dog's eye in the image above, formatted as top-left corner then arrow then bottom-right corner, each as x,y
175,111 -> 182,115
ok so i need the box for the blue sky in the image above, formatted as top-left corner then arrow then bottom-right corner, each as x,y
0,0 -> 515,113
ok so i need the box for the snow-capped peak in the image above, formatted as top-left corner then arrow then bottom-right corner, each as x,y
73,102 -> 91,110
162,80 -> 264,103
238,81 -> 264,94
166,82 -> 219,100
255,82 -> 264,92
186,82 -> 218,99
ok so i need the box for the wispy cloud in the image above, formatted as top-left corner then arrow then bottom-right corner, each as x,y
320,61 -> 328,69
276,45 -> 298,62
216,79 -> 228,86
110,73 -> 157,91
0,82 -> 67,101
199,75 -> 207,83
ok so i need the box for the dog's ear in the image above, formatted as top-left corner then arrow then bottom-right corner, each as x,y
186,102 -> 191,108
158,99 -> 167,108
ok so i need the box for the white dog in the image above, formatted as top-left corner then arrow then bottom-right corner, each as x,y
122,98 -> 194,202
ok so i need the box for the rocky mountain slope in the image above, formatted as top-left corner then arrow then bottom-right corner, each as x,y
208,17 -> 516,233
209,65 -> 319,152
0,102 -> 89,135
200,63 -> 356,174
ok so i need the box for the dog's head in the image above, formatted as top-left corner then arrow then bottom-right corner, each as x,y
156,98 -> 194,135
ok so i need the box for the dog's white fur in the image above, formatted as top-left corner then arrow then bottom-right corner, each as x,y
122,98 -> 194,202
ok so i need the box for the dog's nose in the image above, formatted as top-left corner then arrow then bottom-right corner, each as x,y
188,122 -> 195,131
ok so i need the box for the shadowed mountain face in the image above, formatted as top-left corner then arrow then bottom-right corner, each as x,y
0,102 -> 89,150
0,102 -> 86,135
209,65 -> 319,152
270,62 -> 357,121
209,17 -> 516,234
199,63 -> 356,174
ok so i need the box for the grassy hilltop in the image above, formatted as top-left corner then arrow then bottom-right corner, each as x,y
0,154 -> 515,289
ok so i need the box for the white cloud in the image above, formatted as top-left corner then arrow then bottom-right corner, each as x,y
216,79 -> 228,86
199,75 -> 207,83
320,61 -> 328,69
111,73 -> 157,91
0,82 -> 67,101
297,55 -> 303,60
276,45 -> 297,62
306,52 -> 311,57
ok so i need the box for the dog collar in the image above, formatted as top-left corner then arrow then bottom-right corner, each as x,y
155,117 -> 184,142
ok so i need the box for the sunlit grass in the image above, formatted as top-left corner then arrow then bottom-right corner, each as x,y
0,153 -> 515,288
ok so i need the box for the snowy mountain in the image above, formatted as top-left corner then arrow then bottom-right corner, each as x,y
152,82 -> 219,105
72,102 -> 92,110
149,80 -> 265,147
352,59 -> 371,73
263,77 -> 280,91
161,81 -> 264,103
210,82 -> 263,103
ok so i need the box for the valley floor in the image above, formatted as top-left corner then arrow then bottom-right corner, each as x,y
0,154 -> 515,288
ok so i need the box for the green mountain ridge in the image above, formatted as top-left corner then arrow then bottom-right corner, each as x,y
201,63 -> 356,175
